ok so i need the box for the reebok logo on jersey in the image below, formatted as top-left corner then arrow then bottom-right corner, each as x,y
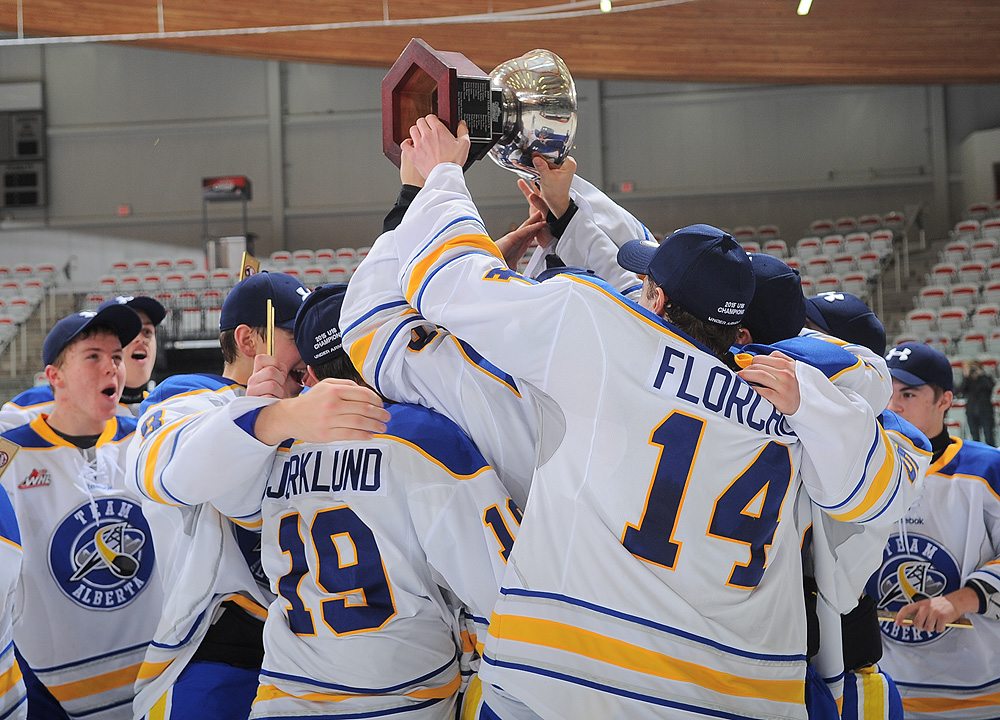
18,468 -> 51,490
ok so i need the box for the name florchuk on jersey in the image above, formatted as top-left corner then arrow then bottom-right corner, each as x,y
50,497 -> 155,610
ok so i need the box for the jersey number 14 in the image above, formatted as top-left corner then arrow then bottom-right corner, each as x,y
622,411 -> 793,589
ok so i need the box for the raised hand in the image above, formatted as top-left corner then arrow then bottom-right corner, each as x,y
408,115 -> 471,178
255,378 -> 391,445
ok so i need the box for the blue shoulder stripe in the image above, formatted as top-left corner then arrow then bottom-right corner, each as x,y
0,490 -> 20,546
879,410 -> 931,452
1,423 -> 52,449
112,416 -> 138,442
940,440 -> 1000,496
382,404 -> 489,478
745,336 -> 859,379
139,374 -> 235,415
8,385 -> 53,408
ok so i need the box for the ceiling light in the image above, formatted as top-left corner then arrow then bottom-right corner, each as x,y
796,0 -> 813,15
600,0 -> 613,12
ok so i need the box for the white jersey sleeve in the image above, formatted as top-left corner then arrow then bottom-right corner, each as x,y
394,163 -> 898,519
127,375 -> 276,526
798,327 -> 893,414
522,175 -> 646,296
0,488 -> 25,719
341,232 -> 541,507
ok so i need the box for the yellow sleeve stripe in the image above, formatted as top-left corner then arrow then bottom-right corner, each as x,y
0,660 -> 21,695
829,427 -> 895,522
903,690 -> 1000,712
225,593 -> 268,621
0,536 -> 21,552
230,516 -> 263,530
136,659 -> 173,681
460,677 -> 484,720
48,662 -> 142,702
733,353 -> 754,370
375,434 -> 491,481
827,356 -> 864,382
142,414 -> 202,506
404,233 -> 504,304
254,673 -> 460,704
347,328 -> 378,375
487,613 -> 803,705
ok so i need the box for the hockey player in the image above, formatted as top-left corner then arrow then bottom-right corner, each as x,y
0,295 -> 165,427
381,114 -> 913,720
126,272 -> 388,720
203,284 -> 516,719
0,306 -> 161,719
0,474 -> 25,719
869,341 -> 1000,719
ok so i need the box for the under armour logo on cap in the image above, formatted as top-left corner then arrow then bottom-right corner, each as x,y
819,292 -> 846,303
884,341 -> 952,391
885,347 -> 912,362
79,311 -> 96,318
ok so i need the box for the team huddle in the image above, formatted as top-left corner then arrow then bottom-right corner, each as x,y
0,115 -> 995,720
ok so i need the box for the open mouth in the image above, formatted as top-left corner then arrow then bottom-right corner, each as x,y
131,351 -> 148,361
100,385 -> 117,398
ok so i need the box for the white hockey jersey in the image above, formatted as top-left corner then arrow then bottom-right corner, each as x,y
0,415 -> 160,719
222,401 -> 518,719
383,162 -> 916,720
0,482 -> 25,720
865,437 -> 1000,720
125,374 -> 273,718
0,386 -> 134,431
522,175 -> 648,297
341,232 -> 543,508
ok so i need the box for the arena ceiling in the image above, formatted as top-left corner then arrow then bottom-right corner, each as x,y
0,0 -> 998,84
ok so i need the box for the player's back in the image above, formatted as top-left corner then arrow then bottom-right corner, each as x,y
476,275 -> 872,720
252,403 -> 516,720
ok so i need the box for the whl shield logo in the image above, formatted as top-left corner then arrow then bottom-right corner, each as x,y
49,498 -> 155,610
18,468 -> 51,490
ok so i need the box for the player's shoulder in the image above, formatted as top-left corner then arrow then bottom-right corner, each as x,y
1,417 -> 54,449
748,335 -> 860,380
380,403 -> 489,478
110,415 -> 138,442
7,385 -> 54,409
949,438 -> 1000,493
139,373 -> 242,414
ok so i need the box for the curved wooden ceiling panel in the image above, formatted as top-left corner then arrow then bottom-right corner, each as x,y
1,0 -> 998,83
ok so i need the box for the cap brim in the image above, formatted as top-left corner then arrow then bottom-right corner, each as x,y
617,239 -> 658,275
124,296 -> 166,326
888,367 -> 928,388
90,304 -> 143,350
803,298 -> 830,332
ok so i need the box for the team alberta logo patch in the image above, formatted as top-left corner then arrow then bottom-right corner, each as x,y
865,532 -> 961,645
18,468 -> 51,489
49,498 -> 155,610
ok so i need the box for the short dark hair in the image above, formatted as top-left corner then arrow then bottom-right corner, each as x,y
311,352 -> 364,385
219,326 -> 265,365
645,279 -> 739,357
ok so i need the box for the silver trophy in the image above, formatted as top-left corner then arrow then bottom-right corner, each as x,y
489,50 -> 578,179
383,41 -> 577,177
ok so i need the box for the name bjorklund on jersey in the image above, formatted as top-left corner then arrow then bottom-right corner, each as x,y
652,345 -> 795,438
266,448 -> 383,500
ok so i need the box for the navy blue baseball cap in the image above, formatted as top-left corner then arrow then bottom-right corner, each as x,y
293,283 -> 348,366
885,341 -> 953,392
43,306 -> 142,366
97,295 -> 166,327
805,292 -> 886,355
742,254 -> 806,344
220,271 -> 310,332
617,224 -> 755,326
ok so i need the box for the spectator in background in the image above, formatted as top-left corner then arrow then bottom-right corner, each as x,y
960,360 -> 995,446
